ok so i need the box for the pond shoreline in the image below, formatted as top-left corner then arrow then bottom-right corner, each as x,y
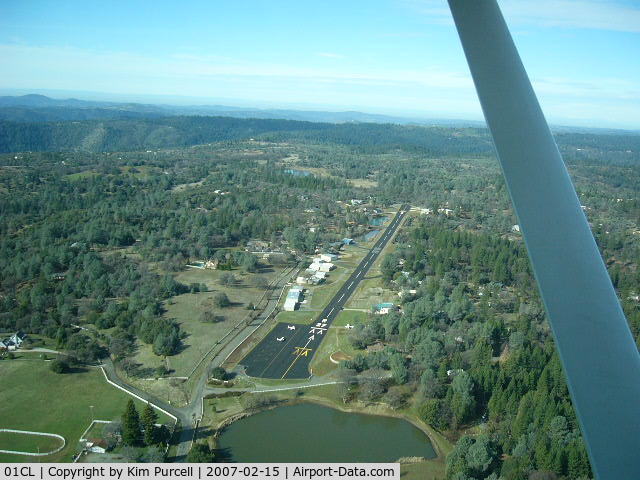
208,394 -> 446,464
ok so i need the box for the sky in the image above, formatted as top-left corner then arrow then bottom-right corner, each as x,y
1,0 -> 639,129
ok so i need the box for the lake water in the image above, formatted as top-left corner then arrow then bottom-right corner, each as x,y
217,403 -> 436,462
369,216 -> 388,226
363,230 -> 380,241
284,169 -> 312,177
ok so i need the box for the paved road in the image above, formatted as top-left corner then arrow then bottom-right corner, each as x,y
99,265 -> 298,462
240,205 -> 409,379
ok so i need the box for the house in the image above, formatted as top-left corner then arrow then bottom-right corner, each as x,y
511,224 -> 521,233
398,289 -> 417,298
85,438 -> 108,454
374,302 -> 397,315
204,259 -> 219,270
366,342 -> 385,353
1,332 -> 26,351
320,253 -> 338,262
296,276 -> 309,285
246,240 -> 270,252
437,208 -> 454,216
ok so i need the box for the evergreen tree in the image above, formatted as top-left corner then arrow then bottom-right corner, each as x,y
141,403 -> 159,446
187,443 -> 215,462
122,399 -> 143,446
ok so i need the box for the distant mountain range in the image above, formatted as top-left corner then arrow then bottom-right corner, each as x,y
0,94 -> 482,126
0,94 -> 637,135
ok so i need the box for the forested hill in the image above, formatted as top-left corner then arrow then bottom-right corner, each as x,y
1,115 -> 640,160
0,116 -> 496,154
0,116 -> 324,153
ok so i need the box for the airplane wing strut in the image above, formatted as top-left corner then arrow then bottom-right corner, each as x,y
447,1 -> 640,478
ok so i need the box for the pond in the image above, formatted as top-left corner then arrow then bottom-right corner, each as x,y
363,230 -> 380,241
217,403 -> 436,462
369,216 -> 388,226
284,169 -> 312,177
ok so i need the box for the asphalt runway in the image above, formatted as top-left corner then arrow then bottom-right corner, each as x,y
240,205 -> 409,379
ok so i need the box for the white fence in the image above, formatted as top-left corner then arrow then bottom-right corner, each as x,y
0,428 -> 65,456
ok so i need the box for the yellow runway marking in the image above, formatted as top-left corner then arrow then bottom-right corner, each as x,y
281,345 -> 314,379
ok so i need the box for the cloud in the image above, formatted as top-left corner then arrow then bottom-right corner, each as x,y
403,0 -> 640,33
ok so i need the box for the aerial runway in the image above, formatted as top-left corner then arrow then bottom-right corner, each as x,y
240,205 -> 409,379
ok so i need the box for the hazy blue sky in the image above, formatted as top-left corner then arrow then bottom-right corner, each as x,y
1,0 -> 639,128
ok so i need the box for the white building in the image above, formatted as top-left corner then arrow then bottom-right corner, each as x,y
308,262 -> 321,272
320,253 -> 338,262
313,271 -> 327,280
318,263 -> 335,272
283,298 -> 298,311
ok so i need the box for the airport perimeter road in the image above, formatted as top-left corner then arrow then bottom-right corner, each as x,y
241,205 -> 409,379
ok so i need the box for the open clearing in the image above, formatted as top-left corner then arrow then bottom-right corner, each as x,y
310,325 -> 359,376
0,431 -> 63,455
0,359 -> 171,462
129,264 -> 286,377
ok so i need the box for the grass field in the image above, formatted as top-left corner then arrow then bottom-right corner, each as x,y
130,265 -> 285,377
275,310 -> 318,325
309,326 -> 359,376
0,359 -> 171,462
400,460 -> 446,480
332,310 -> 368,327
0,431 -> 63,454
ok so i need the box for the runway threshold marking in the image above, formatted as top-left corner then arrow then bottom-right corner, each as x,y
281,335 -> 315,379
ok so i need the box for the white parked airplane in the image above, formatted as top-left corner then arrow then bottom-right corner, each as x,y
345,324 -> 354,329
276,337 -> 285,342
287,325 -> 296,330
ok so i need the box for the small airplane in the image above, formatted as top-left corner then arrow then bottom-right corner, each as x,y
276,337 -> 285,342
287,325 -> 296,330
345,324 -> 354,329
315,323 -> 322,327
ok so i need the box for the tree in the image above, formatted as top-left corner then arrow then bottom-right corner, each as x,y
141,446 -> 165,463
50,358 -> 69,373
121,399 -> 143,446
188,443 -> 215,462
141,403 -> 159,446
212,292 -> 230,308
390,354 -> 409,384
241,254 -> 258,273
383,388 -> 406,409
219,272 -> 236,286
211,366 -> 228,381
451,371 -> 476,425
200,311 -> 224,323
358,378 -> 385,403
153,330 -> 180,356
